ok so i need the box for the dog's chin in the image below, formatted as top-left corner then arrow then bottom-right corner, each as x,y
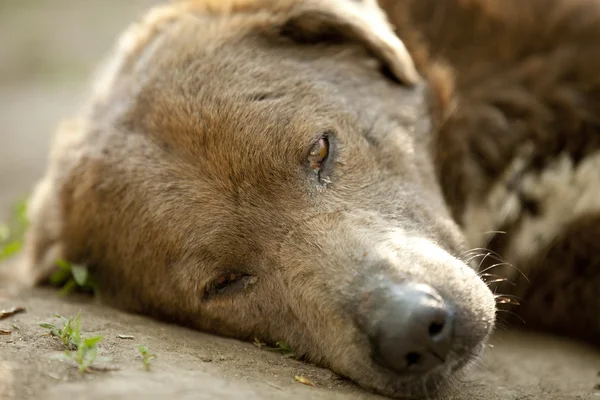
351,341 -> 488,399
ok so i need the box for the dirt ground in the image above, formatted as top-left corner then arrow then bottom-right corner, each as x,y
0,288 -> 598,400
1,1 -> 599,399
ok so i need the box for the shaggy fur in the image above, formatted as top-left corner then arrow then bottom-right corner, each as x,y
2,0 -> 599,398
381,0 -> 600,345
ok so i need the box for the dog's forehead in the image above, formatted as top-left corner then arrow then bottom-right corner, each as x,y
117,13 -> 425,125
103,11 -> 430,189
124,45 -> 330,174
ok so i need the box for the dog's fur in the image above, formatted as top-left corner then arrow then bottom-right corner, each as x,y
2,0 -> 599,398
381,0 -> 600,345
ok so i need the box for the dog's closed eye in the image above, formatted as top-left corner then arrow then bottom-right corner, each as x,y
204,273 -> 257,299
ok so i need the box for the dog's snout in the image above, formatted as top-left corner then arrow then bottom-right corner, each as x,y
361,283 -> 455,375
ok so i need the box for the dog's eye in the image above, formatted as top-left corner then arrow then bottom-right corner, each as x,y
205,273 -> 256,299
308,137 -> 329,174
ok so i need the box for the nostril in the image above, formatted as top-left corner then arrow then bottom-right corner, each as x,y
405,352 -> 421,367
428,321 -> 445,337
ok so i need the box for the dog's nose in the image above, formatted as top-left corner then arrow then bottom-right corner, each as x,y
363,283 -> 454,374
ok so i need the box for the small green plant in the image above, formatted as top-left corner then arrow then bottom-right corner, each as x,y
0,199 -> 28,261
0,199 -> 97,297
40,313 -> 81,350
254,338 -> 296,358
138,344 -> 157,370
50,260 -> 98,296
266,341 -> 296,358
41,314 -> 108,373
61,334 -> 105,373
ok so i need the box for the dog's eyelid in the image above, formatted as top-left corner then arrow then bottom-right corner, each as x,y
203,273 -> 257,300
247,92 -> 285,102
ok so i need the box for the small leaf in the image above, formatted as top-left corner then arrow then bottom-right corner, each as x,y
50,268 -> 72,285
83,347 -> 98,367
83,336 -> 104,347
0,224 -> 8,242
55,259 -> 72,271
58,279 -> 77,296
71,265 -> 89,286
72,315 -> 81,340
265,341 -> 295,358
15,199 -> 28,226
0,241 -> 22,260
39,323 -> 56,329
295,375 -> 315,387
0,306 -> 26,320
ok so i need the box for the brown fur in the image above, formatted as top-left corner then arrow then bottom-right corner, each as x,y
3,0 -> 600,398
380,0 -> 600,345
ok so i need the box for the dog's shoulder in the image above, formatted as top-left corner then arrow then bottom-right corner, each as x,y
383,0 -> 600,221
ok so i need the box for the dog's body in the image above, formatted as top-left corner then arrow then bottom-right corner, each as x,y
383,0 -> 600,345
3,0 -> 599,398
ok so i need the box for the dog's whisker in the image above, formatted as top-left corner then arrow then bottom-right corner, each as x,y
493,320 -> 512,332
495,309 -> 526,324
462,247 -> 504,259
494,293 -> 522,302
481,230 -> 507,236
463,252 -> 504,266
478,273 -> 506,279
477,262 -> 511,275
481,230 -> 507,248
480,261 -> 529,282
476,251 -> 495,272
462,250 -> 507,266
485,277 -> 511,285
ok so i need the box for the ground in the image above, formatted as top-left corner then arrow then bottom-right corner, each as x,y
0,1 -> 599,399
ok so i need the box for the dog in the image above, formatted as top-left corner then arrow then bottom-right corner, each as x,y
3,0 -> 599,398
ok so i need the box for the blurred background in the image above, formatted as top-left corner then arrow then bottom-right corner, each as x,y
0,0 -> 160,220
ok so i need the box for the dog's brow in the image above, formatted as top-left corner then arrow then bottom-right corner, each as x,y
362,117 -> 381,147
245,92 -> 286,102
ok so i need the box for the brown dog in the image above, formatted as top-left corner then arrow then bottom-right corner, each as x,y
3,0 -> 599,398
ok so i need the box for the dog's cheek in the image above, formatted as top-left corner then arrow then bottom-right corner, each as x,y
182,279 -> 294,344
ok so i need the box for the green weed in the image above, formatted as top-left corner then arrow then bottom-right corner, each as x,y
50,260 -> 98,296
41,313 -> 109,373
262,340 -> 296,358
40,313 -> 81,350
0,199 -> 28,261
138,344 -> 157,371
0,199 -> 98,297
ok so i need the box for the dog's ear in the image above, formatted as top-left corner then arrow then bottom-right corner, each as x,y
99,0 -> 418,89
279,0 -> 419,85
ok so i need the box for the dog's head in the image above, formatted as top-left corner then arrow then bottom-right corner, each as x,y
22,0 -> 495,397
